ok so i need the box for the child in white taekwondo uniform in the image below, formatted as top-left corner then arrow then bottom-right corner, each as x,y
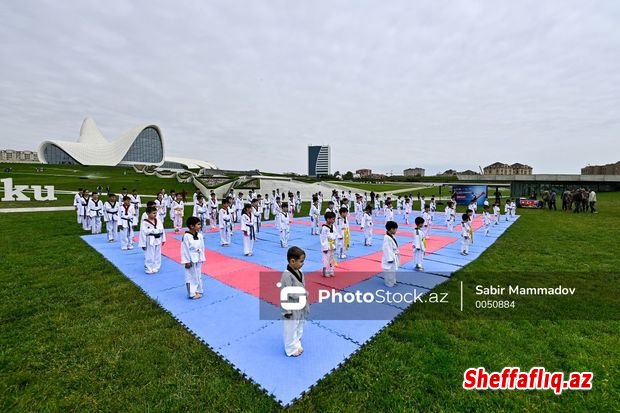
384,200 -> 395,223
320,211 -> 338,277
140,206 -> 166,274
403,198 -> 412,225
420,196 -> 427,214
413,217 -> 426,271
295,191 -> 302,213
170,193 -> 185,232
155,193 -> 167,224
468,200 -> 477,219
74,188 -> 83,224
278,202 -> 291,248
445,201 -> 456,232
241,203 -> 255,256
280,246 -> 309,357
103,193 -> 120,242
422,205 -> 433,239
309,197 -> 321,235
482,205 -> 492,236
181,216 -> 206,299
219,199 -> 232,246
504,199 -> 512,221
80,191 -> 90,231
510,200 -> 516,219
193,194 -> 209,233
119,196 -> 136,250
335,207 -> 351,259
382,221 -> 400,287
263,194 -> 270,220
354,196 -> 363,225
235,193 -> 244,223
361,204 -> 374,246
208,193 -> 219,228
274,197 -> 282,230
253,197 -> 262,233
460,213 -> 473,255
129,190 -> 141,226
87,192 -> 104,234
493,202 -> 501,225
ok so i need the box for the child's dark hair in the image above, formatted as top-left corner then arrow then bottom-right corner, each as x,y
222,198 -> 230,205
386,200 -> 392,207
339,207 -> 348,214
122,195 -> 131,202
414,217 -> 425,226
324,211 -> 336,220
466,209 -> 473,214
385,221 -> 398,231
146,206 -> 157,213
108,193 -> 116,198
186,216 -> 200,228
365,204 -> 373,212
462,213 -> 470,221
287,246 -> 306,261
146,201 -> 155,207
243,203 -> 252,213
312,196 -> 318,202
281,201 -> 288,208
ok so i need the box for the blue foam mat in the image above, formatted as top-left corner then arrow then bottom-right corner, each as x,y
217,321 -> 359,405
81,214 -> 521,406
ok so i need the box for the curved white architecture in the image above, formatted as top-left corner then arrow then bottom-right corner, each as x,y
39,117 -> 165,166
161,156 -> 218,170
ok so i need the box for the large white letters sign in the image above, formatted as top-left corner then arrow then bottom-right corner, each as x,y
1,178 -> 57,201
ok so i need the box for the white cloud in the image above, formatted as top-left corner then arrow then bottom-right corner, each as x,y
0,0 -> 618,174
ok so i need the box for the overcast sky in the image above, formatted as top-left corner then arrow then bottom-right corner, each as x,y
0,0 -> 618,175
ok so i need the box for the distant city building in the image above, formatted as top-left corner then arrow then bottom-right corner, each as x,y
356,168 -> 372,178
581,161 -> 620,175
308,145 -> 330,177
403,167 -> 425,177
0,149 -> 39,163
437,169 -> 457,176
458,169 -> 479,175
483,162 -> 532,175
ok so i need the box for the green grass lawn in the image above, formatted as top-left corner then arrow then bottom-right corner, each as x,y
0,163 -> 196,207
1,181 -> 618,410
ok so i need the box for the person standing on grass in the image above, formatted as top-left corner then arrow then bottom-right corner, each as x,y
103,193 -> 119,242
74,188 -> 83,225
588,189 -> 597,213
181,216 -> 205,299
87,191 -> 104,234
280,246 -> 308,357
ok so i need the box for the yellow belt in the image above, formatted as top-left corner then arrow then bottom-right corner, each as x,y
343,228 -> 350,249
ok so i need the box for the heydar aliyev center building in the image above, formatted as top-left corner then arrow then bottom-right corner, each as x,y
38,117 -> 217,170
